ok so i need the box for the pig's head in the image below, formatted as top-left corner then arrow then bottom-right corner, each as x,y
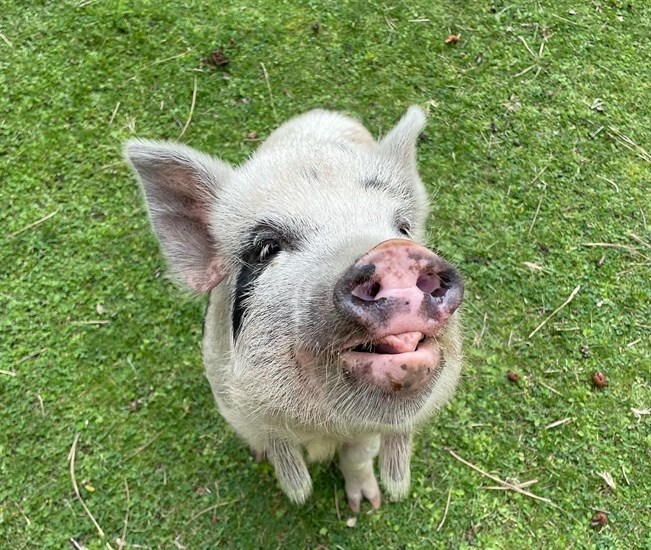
125,107 -> 463,434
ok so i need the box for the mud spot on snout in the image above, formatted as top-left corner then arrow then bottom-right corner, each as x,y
419,294 -> 443,321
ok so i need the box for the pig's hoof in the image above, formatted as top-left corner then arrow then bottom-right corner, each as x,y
346,476 -> 382,514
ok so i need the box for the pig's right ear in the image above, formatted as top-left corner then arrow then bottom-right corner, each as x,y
124,140 -> 234,293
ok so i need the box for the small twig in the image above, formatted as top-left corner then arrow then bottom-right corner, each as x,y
582,242 -> 634,251
545,417 -> 573,430
538,380 -> 563,396
0,369 -> 16,376
483,479 -> 538,491
436,487 -> 452,532
178,76 -> 198,139
69,539 -> 86,550
9,208 -> 60,238
183,499 -> 240,527
69,433 -> 106,538
70,320 -> 110,325
447,449 -> 559,509
528,285 -> 581,339
260,62 -> 278,124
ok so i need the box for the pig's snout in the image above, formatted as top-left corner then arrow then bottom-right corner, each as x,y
334,239 -> 463,394
335,239 -> 463,335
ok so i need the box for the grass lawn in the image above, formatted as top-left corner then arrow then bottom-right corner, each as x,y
1,1 -> 650,548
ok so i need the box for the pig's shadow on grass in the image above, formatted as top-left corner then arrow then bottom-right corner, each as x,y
78,293 -> 346,538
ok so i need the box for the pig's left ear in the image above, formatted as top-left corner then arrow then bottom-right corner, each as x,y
378,106 -> 427,173
124,140 -> 234,293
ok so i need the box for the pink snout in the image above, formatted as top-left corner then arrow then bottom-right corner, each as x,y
335,239 -> 463,393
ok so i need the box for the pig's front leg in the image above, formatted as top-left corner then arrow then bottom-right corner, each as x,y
267,438 -> 312,504
379,432 -> 412,500
339,435 -> 381,513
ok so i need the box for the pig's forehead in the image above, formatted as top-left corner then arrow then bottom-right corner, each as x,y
225,149 -> 408,218
231,144 -> 408,201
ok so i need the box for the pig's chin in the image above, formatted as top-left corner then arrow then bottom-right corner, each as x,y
339,331 -> 441,394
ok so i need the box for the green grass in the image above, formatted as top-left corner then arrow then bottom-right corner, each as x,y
1,1 -> 650,548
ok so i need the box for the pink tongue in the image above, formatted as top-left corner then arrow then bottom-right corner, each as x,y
374,332 -> 423,354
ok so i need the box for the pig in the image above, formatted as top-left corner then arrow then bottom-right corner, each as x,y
124,106 -> 464,513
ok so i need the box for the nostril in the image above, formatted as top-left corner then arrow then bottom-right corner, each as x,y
416,273 -> 442,295
368,281 -> 381,298
352,280 -> 382,301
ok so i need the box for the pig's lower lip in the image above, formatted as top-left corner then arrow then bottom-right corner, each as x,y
339,332 -> 441,394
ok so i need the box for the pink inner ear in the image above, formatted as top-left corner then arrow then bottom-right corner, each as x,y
185,258 -> 227,292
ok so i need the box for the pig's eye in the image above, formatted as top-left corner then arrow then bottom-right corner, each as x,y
398,222 -> 412,237
256,240 -> 282,263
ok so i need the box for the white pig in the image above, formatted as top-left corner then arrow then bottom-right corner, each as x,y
124,106 -> 463,513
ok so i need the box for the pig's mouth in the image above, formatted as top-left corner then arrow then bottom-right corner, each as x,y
348,331 -> 427,355
339,331 -> 441,394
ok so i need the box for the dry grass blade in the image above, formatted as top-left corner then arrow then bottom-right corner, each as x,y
183,499 -> 240,527
1,369 -> 16,376
260,62 -> 279,124
607,126 -> 651,163
597,471 -> 616,490
545,417 -> 573,430
528,187 -> 546,235
629,233 -> 651,250
69,433 -> 106,538
178,76 -> 198,139
118,478 -> 130,550
483,478 -> 539,491
16,348 -> 47,365
436,487 -> 452,532
631,407 -> 651,420
447,449 -> 561,509
9,208 -> 60,238
473,313 -> 488,347
538,380 -> 563,396
0,32 -> 13,47
528,285 -> 581,339
128,48 -> 194,80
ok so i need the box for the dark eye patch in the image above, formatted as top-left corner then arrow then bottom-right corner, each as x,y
231,220 -> 302,343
